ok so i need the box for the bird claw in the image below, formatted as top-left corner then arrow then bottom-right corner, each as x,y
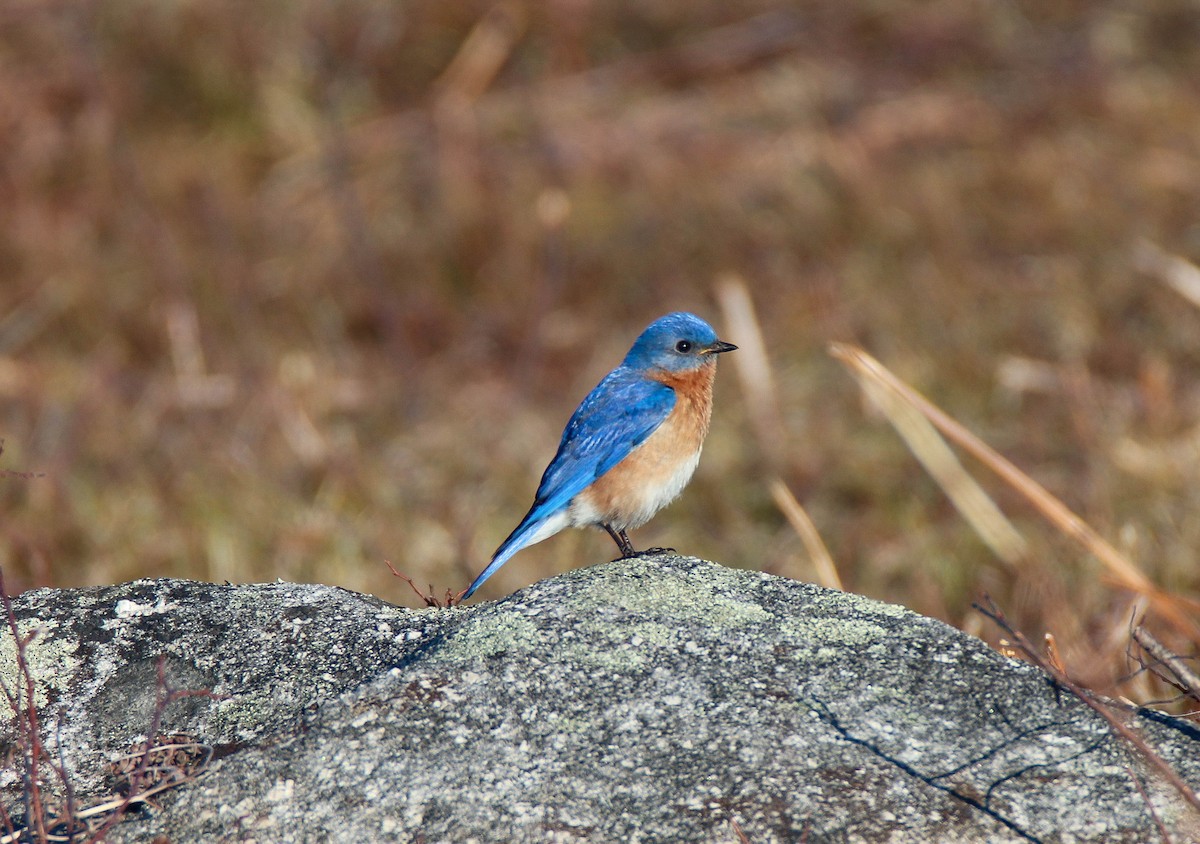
643,546 -> 676,554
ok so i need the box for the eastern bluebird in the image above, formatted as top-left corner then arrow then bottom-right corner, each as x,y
463,312 -> 737,598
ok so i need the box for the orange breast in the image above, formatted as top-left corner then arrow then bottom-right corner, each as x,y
575,361 -> 716,530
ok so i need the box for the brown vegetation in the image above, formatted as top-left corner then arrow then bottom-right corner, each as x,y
2,1 -> 1199,705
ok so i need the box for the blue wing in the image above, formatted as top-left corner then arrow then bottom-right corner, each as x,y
463,368 -> 675,598
534,368 -> 676,513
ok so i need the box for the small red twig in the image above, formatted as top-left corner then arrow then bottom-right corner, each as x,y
730,817 -> 751,843
85,657 -> 223,842
0,566 -> 65,843
1129,764 -> 1173,844
0,566 -> 222,843
383,560 -> 464,607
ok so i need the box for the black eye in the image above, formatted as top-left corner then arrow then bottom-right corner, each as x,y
675,340 -> 692,353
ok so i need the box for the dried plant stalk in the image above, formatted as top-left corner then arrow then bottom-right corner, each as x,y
1133,626 -> 1200,705
715,275 -> 787,461
830,343 -> 1200,640
770,479 -> 843,590
716,276 -> 842,591
853,363 -> 1027,567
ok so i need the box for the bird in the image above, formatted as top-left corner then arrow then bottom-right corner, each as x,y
463,312 -> 737,599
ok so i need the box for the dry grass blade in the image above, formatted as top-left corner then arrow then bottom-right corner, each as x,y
715,275 -> 786,461
770,479 -> 842,590
1135,239 -> 1200,310
1043,632 -> 1066,675
851,361 -> 1027,568
434,2 -> 526,104
829,343 -> 1200,640
0,766 -> 208,844
715,277 -> 843,589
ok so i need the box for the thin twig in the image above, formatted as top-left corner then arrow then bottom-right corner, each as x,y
55,714 -> 81,842
976,596 -> 1200,816
1132,626 -> 1200,705
0,567 -> 49,843
730,816 -> 751,843
384,560 -> 462,607
1130,764 -> 1174,844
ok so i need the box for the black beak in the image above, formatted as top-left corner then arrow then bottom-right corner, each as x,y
707,340 -> 738,355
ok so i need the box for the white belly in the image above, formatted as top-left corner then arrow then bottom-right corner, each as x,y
567,409 -> 706,532
603,446 -> 701,531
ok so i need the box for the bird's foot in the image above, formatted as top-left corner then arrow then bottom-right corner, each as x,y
603,524 -> 637,558
643,546 -> 676,555
610,545 -> 641,562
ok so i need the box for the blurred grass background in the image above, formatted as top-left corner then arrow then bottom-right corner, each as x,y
2,0 -> 1200,698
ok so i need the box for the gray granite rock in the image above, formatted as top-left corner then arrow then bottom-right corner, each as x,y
0,578 -> 462,799
3,555 -> 1198,842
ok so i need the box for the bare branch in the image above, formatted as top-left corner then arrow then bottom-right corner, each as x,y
975,597 -> 1200,816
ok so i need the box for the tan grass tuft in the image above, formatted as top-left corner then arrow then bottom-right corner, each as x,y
830,343 -> 1200,641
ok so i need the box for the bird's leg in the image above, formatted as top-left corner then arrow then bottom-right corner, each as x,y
603,524 -> 636,558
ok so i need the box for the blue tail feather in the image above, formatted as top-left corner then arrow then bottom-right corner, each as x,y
462,510 -> 548,599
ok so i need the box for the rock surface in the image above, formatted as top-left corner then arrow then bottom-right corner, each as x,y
3,554 -> 1199,842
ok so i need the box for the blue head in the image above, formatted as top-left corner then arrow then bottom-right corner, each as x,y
623,312 -> 737,372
